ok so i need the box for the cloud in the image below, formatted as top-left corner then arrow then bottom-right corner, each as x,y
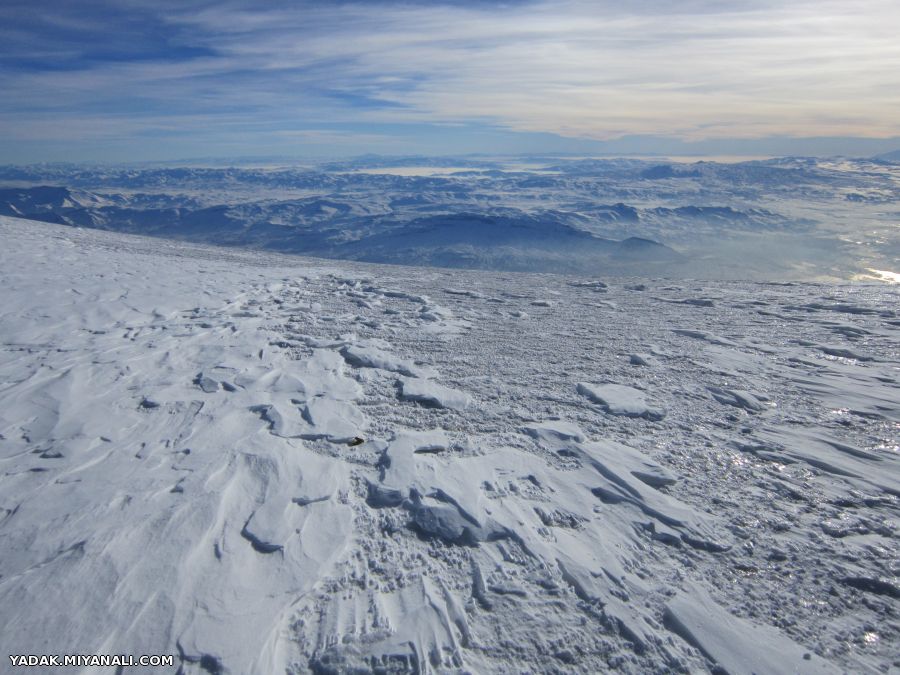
2,0 -> 899,159
270,129 -> 392,145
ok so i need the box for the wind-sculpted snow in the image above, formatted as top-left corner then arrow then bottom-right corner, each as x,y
577,382 -> 667,420
663,584 -> 842,675
399,376 -> 472,410
1,215 -> 898,673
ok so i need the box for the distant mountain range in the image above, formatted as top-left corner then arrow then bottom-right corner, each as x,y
874,149 -> 900,163
0,185 -> 683,273
0,155 -> 896,279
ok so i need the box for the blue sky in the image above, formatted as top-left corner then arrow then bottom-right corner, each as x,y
2,0 -> 899,163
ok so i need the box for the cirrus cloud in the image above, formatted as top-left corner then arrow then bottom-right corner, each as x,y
1,0 -> 899,160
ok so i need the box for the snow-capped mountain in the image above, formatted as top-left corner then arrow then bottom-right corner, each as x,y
1,154 -> 897,280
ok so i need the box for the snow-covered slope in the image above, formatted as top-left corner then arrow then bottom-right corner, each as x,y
1,216 -> 897,674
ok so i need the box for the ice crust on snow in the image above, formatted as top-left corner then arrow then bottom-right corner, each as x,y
577,382 -> 666,420
399,376 -> 472,410
664,585 -> 842,675
707,386 -> 766,412
341,343 -> 436,378
1,216 -> 897,674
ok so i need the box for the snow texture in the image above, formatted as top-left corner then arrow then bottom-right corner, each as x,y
0,215 -> 897,674
577,382 -> 667,420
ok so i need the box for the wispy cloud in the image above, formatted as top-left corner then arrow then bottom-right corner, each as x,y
2,0 -> 899,160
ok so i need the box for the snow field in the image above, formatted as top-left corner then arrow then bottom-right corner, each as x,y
0,216 -> 897,674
